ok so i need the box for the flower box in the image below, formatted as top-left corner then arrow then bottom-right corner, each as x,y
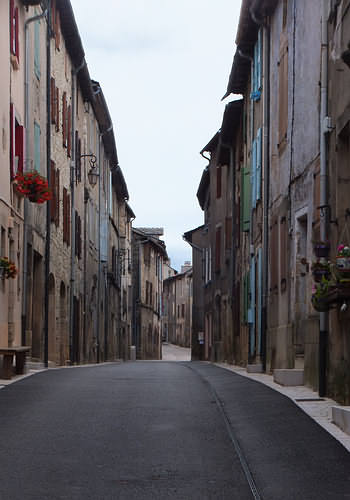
14,170 -> 52,204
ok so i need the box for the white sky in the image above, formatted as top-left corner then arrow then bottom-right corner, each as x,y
71,1 -> 241,271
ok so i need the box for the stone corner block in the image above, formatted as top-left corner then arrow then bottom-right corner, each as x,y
332,406 -> 350,435
273,369 -> 304,386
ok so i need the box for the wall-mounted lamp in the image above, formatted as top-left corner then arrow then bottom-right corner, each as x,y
80,154 -> 99,187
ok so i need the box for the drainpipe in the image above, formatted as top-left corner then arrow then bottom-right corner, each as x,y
69,57 -> 86,364
43,0 -> 51,367
22,5 -> 48,348
319,0 -> 329,397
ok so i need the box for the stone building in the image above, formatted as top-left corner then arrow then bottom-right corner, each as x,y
163,263 -> 193,348
131,227 -> 168,359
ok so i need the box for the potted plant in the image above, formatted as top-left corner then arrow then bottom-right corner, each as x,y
0,257 -> 17,279
336,244 -> 350,278
311,261 -> 331,283
14,170 -> 52,204
313,240 -> 330,258
311,277 -> 333,312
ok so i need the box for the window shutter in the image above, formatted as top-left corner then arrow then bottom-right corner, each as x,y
75,211 -> 78,256
256,128 -> 262,201
225,217 -> 232,250
257,29 -> 262,91
14,7 -> 19,60
241,166 -> 251,232
55,87 -> 59,132
50,78 -> 56,124
67,193 -> 71,246
62,92 -> 67,147
55,168 -> 60,227
251,138 -> 257,208
10,0 -> 14,56
63,187 -> 67,242
270,217 -> 278,291
67,105 -> 71,157
50,161 -> 56,223
278,42 -> 288,148
10,104 -> 15,178
215,226 -> 221,272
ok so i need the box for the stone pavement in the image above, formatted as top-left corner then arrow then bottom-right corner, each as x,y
162,342 -> 191,361
216,362 -> 350,453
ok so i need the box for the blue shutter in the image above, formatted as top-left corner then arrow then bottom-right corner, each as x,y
249,256 -> 256,357
256,128 -> 262,202
257,248 -> 262,356
257,29 -> 262,91
251,138 -> 257,208
34,122 -> 41,173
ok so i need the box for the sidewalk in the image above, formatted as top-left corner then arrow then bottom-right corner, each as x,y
216,362 -> 350,453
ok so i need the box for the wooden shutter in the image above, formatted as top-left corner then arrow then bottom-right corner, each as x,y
278,41 -> 288,149
251,138 -> 257,208
67,193 -> 70,246
55,87 -> 59,132
216,165 -> 222,199
55,168 -> 60,226
256,128 -> 262,202
62,92 -> 67,147
51,78 -> 56,124
280,216 -> 287,293
225,217 -> 232,250
63,187 -> 67,242
75,131 -> 81,182
215,226 -> 221,272
14,7 -> 19,60
10,103 -> 14,178
50,161 -> 56,223
67,105 -> 71,157
10,0 -> 14,56
241,166 -> 251,232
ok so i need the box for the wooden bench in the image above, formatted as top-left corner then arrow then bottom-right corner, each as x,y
0,347 -> 31,380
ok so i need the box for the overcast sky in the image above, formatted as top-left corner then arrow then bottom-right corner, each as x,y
71,1 -> 241,271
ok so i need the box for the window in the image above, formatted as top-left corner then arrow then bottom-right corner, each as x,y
278,41 -> 288,150
251,128 -> 262,208
34,122 -> 41,173
50,161 -> 60,226
10,0 -> 19,67
63,188 -> 71,246
67,105 -> 72,157
51,0 -> 61,50
50,78 -> 59,131
10,104 -> 24,178
34,20 -> 40,78
75,211 -> 82,259
75,131 -> 81,182
251,29 -> 262,100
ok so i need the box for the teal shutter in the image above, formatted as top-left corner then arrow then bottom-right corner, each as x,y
249,256 -> 256,357
241,166 -> 251,232
34,21 -> 40,78
34,122 -> 41,173
251,138 -> 257,208
257,248 -> 262,356
256,128 -> 262,202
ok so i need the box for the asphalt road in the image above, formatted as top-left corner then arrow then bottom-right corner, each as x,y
0,361 -> 349,500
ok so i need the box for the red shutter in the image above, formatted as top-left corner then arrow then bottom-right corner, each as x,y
15,124 -> 24,174
9,103 -> 15,178
14,7 -> 19,60
10,0 -> 14,56
55,169 -> 60,227
50,78 -> 56,124
62,92 -> 67,147
63,187 -> 67,242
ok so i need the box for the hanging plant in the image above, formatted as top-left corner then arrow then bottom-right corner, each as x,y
312,240 -> 330,258
14,170 -> 52,204
311,261 -> 331,283
0,257 -> 17,279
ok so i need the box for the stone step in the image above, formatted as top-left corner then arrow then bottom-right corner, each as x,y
246,363 -> 263,373
273,369 -> 304,386
332,406 -> 350,435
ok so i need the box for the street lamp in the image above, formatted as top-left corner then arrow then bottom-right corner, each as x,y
80,154 -> 99,187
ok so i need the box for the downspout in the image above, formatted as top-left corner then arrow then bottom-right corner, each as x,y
43,0 -> 51,367
319,0 -> 329,397
69,57 -> 86,364
22,6 -> 48,348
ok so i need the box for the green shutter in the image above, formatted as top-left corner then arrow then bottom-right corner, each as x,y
241,166 -> 251,232
256,128 -> 262,202
251,138 -> 257,208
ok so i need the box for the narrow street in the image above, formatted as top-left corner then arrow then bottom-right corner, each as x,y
0,362 -> 350,499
